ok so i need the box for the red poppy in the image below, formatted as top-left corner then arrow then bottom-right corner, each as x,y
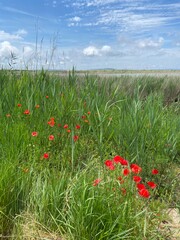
87,111 -> 91,115
31,131 -> 38,137
137,183 -> 146,190
152,169 -> 159,175
117,176 -> 124,184
133,176 -> 142,183
113,155 -> 128,166
130,164 -> 142,174
67,129 -> 71,133
49,135 -> 55,141
93,178 -> 101,186
24,109 -> 30,115
46,95 -> 49,99
147,181 -> 157,189
81,115 -> 86,119
104,160 -> 115,170
35,104 -> 40,108
17,103 -> 22,107
139,188 -> 150,198
123,168 -> 130,176
48,117 -> 55,127
73,135 -> 79,142
75,124 -> 81,129
63,124 -> 68,129
121,188 -> 126,195
43,153 -> 49,159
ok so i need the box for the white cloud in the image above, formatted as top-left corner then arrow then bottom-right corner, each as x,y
0,41 -> 19,58
137,37 -> 164,49
68,16 -> 81,27
15,29 -> 28,36
83,46 -> 100,56
0,30 -> 22,41
83,45 -> 113,57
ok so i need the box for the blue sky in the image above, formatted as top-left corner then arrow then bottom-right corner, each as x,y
0,0 -> 180,70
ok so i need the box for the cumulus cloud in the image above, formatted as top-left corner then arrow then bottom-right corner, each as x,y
0,30 -> 23,41
0,41 -> 19,58
83,45 -> 113,56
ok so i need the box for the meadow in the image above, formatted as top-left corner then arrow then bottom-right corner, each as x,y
0,69 -> 179,239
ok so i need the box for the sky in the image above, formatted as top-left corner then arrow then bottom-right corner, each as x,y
0,0 -> 180,70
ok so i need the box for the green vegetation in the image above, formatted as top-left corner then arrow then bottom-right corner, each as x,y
0,69 -> 179,239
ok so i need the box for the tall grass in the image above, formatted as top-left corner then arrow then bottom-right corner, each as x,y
0,69 -> 179,239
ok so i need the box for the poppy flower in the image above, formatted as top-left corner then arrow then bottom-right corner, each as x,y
67,129 -> 71,133
17,103 -> 22,107
48,117 -> 55,127
35,104 -> 40,108
133,176 -> 142,183
82,115 -> 86,119
147,181 -> 157,189
87,111 -> 91,115
117,176 -> 124,184
63,124 -> 68,129
137,183 -> 146,190
49,135 -> 54,141
24,109 -> 30,115
121,188 -> 126,195
46,95 -> 49,99
152,169 -> 159,175
139,188 -> 150,198
43,153 -> 49,159
75,124 -> 81,129
104,160 -> 115,170
93,178 -> 101,186
130,164 -> 142,174
123,168 -> 130,176
113,155 -> 128,166
73,135 -> 79,142
31,131 -> 38,137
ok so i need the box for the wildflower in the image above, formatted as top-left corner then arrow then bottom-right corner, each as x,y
48,117 -> 55,127
31,131 -> 38,137
84,119 -> 89,123
123,168 -> 130,176
73,135 -> 79,142
152,169 -> 159,175
35,104 -> 40,108
130,164 -> 142,174
117,176 -> 124,184
17,103 -> 22,107
147,181 -> 157,189
67,129 -> 71,133
133,176 -> 142,183
49,135 -> 55,141
121,188 -> 126,195
43,153 -> 49,159
139,188 -> 150,198
104,160 -> 115,170
46,95 -> 49,99
63,124 -> 68,129
57,123 -> 61,127
87,111 -> 91,115
75,124 -> 81,129
82,115 -> 86,119
24,109 -> 30,115
113,155 -> 128,166
93,178 -> 101,186
137,183 -> 146,190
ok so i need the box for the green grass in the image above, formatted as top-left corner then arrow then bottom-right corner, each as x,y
0,69 -> 179,239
